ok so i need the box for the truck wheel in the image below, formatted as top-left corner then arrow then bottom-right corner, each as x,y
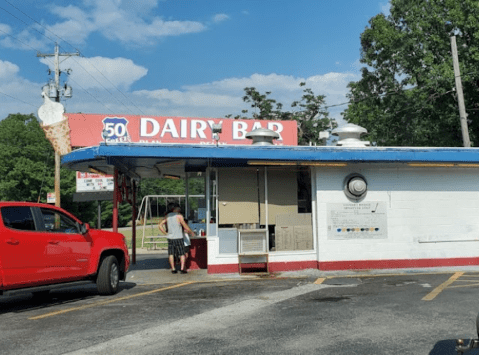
97,255 -> 120,295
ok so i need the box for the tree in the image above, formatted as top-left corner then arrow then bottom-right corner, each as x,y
0,113 -> 97,224
0,113 -> 55,201
343,0 -> 479,147
100,201 -> 132,228
226,83 -> 337,145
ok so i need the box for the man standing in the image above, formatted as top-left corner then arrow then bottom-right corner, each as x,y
159,203 -> 195,274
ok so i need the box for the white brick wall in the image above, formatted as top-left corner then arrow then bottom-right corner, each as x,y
315,164 -> 479,263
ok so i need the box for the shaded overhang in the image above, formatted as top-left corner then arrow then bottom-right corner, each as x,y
62,143 -> 479,180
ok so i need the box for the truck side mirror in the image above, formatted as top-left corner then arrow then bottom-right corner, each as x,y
80,223 -> 90,234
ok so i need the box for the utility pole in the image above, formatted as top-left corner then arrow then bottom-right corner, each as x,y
450,36 -> 471,147
37,43 -> 79,208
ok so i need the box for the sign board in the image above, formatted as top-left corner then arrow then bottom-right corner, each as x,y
65,114 -> 298,147
76,172 -> 114,192
327,202 -> 388,240
47,192 -> 55,204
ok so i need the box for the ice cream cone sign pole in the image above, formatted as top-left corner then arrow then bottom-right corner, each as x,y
38,93 -> 72,207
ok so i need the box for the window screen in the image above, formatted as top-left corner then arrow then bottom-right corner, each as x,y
1,206 -> 36,231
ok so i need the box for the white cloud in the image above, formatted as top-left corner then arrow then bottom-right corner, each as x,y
380,1 -> 391,15
0,27 -> 49,51
213,14 -> 230,23
185,73 -> 302,95
135,89 -> 241,108
0,61 -> 43,119
132,71 -> 360,122
38,56 -> 148,90
47,0 -> 206,46
0,59 -> 19,79
0,54 -> 359,126
0,23 -> 12,35
50,4 -> 89,21
306,72 -> 357,95
1,0 -> 209,50
0,69 -> 359,124
46,20 -> 96,46
185,72 -> 358,102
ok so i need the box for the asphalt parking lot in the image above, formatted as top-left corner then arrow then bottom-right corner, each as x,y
2,253 -> 479,355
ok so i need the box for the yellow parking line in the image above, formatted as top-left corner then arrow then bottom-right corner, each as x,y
314,278 -> 326,285
29,281 -> 195,320
317,271 -> 462,279
422,272 -> 464,301
449,282 -> 479,288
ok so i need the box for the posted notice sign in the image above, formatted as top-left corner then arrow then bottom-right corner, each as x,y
76,172 -> 114,192
327,202 -> 388,240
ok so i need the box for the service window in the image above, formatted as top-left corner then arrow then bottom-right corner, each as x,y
40,208 -> 79,234
1,206 -> 36,231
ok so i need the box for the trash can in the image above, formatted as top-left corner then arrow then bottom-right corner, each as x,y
187,237 -> 207,269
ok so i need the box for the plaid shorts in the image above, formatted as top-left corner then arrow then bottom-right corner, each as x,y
168,238 -> 186,257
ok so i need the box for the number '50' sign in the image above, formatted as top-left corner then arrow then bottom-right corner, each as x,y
102,117 -> 130,141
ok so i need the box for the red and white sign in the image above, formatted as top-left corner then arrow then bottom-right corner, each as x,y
76,172 -> 114,192
65,114 -> 298,147
47,192 -> 55,204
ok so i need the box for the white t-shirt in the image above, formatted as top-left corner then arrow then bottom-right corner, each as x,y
166,212 -> 183,240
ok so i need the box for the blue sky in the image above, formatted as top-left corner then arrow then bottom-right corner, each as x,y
0,0 -> 391,124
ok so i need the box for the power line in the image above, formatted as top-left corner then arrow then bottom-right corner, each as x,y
0,26 -> 48,53
0,28 -> 119,115
57,50 -> 140,115
3,1 -> 479,120
0,1 -> 145,115
3,0 -> 81,53
0,90 -> 38,108
0,4 -> 57,45
65,53 -> 147,115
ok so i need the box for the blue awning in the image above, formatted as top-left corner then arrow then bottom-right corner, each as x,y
62,143 -> 479,179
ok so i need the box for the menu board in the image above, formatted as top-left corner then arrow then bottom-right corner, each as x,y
76,172 -> 114,192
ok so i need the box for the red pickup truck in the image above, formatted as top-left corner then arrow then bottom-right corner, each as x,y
0,202 -> 130,297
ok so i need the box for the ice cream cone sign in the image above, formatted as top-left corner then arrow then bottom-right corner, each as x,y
38,92 -> 72,156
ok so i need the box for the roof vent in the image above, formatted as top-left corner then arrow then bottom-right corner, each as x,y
245,127 -> 280,146
332,123 -> 370,147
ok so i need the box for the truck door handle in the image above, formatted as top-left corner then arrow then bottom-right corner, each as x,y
6,238 -> 19,245
48,240 -> 60,245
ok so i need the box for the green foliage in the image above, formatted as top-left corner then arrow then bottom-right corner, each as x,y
226,83 -> 337,145
0,114 -> 200,228
136,177 -> 204,220
100,201 -> 132,228
0,113 -> 54,201
0,113 -> 97,223
139,178 -> 185,199
343,0 -> 479,146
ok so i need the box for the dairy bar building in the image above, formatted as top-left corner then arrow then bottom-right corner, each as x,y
61,117 -> 479,273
